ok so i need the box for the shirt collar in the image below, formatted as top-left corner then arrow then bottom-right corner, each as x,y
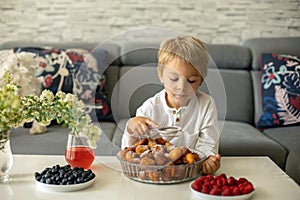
160,89 -> 199,113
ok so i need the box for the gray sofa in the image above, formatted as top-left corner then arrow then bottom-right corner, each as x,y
1,37 -> 299,185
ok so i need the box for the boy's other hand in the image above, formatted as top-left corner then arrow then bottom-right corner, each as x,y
201,154 -> 221,175
127,117 -> 158,136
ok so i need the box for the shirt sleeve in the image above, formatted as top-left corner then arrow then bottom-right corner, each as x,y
121,98 -> 154,149
195,97 -> 220,157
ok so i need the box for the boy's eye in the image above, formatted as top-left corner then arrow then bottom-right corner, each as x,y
188,80 -> 196,83
170,77 -> 178,81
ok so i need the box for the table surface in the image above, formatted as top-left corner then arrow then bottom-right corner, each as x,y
1,155 -> 299,200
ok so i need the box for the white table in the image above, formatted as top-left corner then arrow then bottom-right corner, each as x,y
1,155 -> 299,200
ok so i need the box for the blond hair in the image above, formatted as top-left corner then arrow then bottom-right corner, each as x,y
157,35 -> 209,80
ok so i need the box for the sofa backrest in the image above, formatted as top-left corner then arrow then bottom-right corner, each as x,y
110,42 -> 162,121
204,44 -> 252,124
111,42 -> 253,124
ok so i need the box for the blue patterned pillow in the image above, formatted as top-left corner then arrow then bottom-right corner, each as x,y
13,47 -> 114,122
257,53 -> 300,128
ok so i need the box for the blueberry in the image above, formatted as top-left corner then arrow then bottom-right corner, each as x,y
34,172 -> 41,177
66,181 -> 73,185
35,176 -> 41,181
77,177 -> 84,183
68,174 -> 75,181
61,178 -> 68,185
45,178 -> 52,184
45,173 -> 51,179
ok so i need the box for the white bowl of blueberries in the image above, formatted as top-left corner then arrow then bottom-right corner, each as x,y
34,164 -> 96,192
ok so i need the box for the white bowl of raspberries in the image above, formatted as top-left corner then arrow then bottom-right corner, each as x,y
190,174 -> 255,200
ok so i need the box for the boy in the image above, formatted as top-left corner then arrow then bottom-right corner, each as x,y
121,35 -> 221,174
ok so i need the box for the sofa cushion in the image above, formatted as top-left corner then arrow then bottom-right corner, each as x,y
95,122 -> 120,156
263,126 -> 300,184
10,122 -> 118,156
10,126 -> 69,155
244,37 -> 300,70
219,121 -> 288,169
263,126 -> 300,155
112,118 -> 129,149
256,53 -> 300,128
285,153 -> 300,185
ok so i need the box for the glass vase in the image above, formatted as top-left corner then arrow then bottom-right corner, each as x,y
0,134 -> 13,183
65,133 -> 95,169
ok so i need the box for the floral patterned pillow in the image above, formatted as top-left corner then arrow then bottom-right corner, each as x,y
257,53 -> 300,128
13,47 -> 114,122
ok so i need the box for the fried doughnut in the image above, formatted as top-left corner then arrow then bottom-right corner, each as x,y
156,137 -> 167,145
168,147 -> 184,161
183,153 -> 195,164
182,147 -> 191,156
174,165 -> 186,180
192,152 -> 201,161
165,142 -> 175,152
135,145 -> 149,154
174,157 -> 183,165
138,170 -> 147,180
140,149 -> 153,159
129,158 -> 140,164
125,151 -> 138,161
134,138 -> 148,146
125,145 -> 136,152
148,138 -> 157,148
140,157 -> 155,165
151,144 -> 165,154
147,170 -> 160,181
162,163 -> 175,181
153,151 -> 170,165
120,149 -> 129,160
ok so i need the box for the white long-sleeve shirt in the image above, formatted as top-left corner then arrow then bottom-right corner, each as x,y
121,89 -> 220,157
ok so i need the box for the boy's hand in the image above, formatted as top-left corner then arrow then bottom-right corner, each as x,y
127,117 -> 158,136
201,154 -> 221,175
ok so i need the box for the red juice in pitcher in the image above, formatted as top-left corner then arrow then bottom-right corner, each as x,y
65,146 -> 95,169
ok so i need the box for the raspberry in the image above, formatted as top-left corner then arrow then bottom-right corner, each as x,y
242,183 -> 254,194
237,177 -> 248,184
216,177 -> 226,186
227,176 -> 237,186
205,174 -> 214,181
192,182 -> 202,192
232,187 -> 241,196
201,187 -> 210,194
221,188 -> 232,196
210,188 -> 221,196
210,179 -> 216,186
216,173 -> 227,179
194,178 -> 202,186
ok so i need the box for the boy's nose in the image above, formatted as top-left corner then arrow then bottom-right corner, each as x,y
176,79 -> 188,91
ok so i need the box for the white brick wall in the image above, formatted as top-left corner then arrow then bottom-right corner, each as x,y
0,0 -> 299,45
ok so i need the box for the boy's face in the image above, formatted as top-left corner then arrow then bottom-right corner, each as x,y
161,58 -> 203,109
